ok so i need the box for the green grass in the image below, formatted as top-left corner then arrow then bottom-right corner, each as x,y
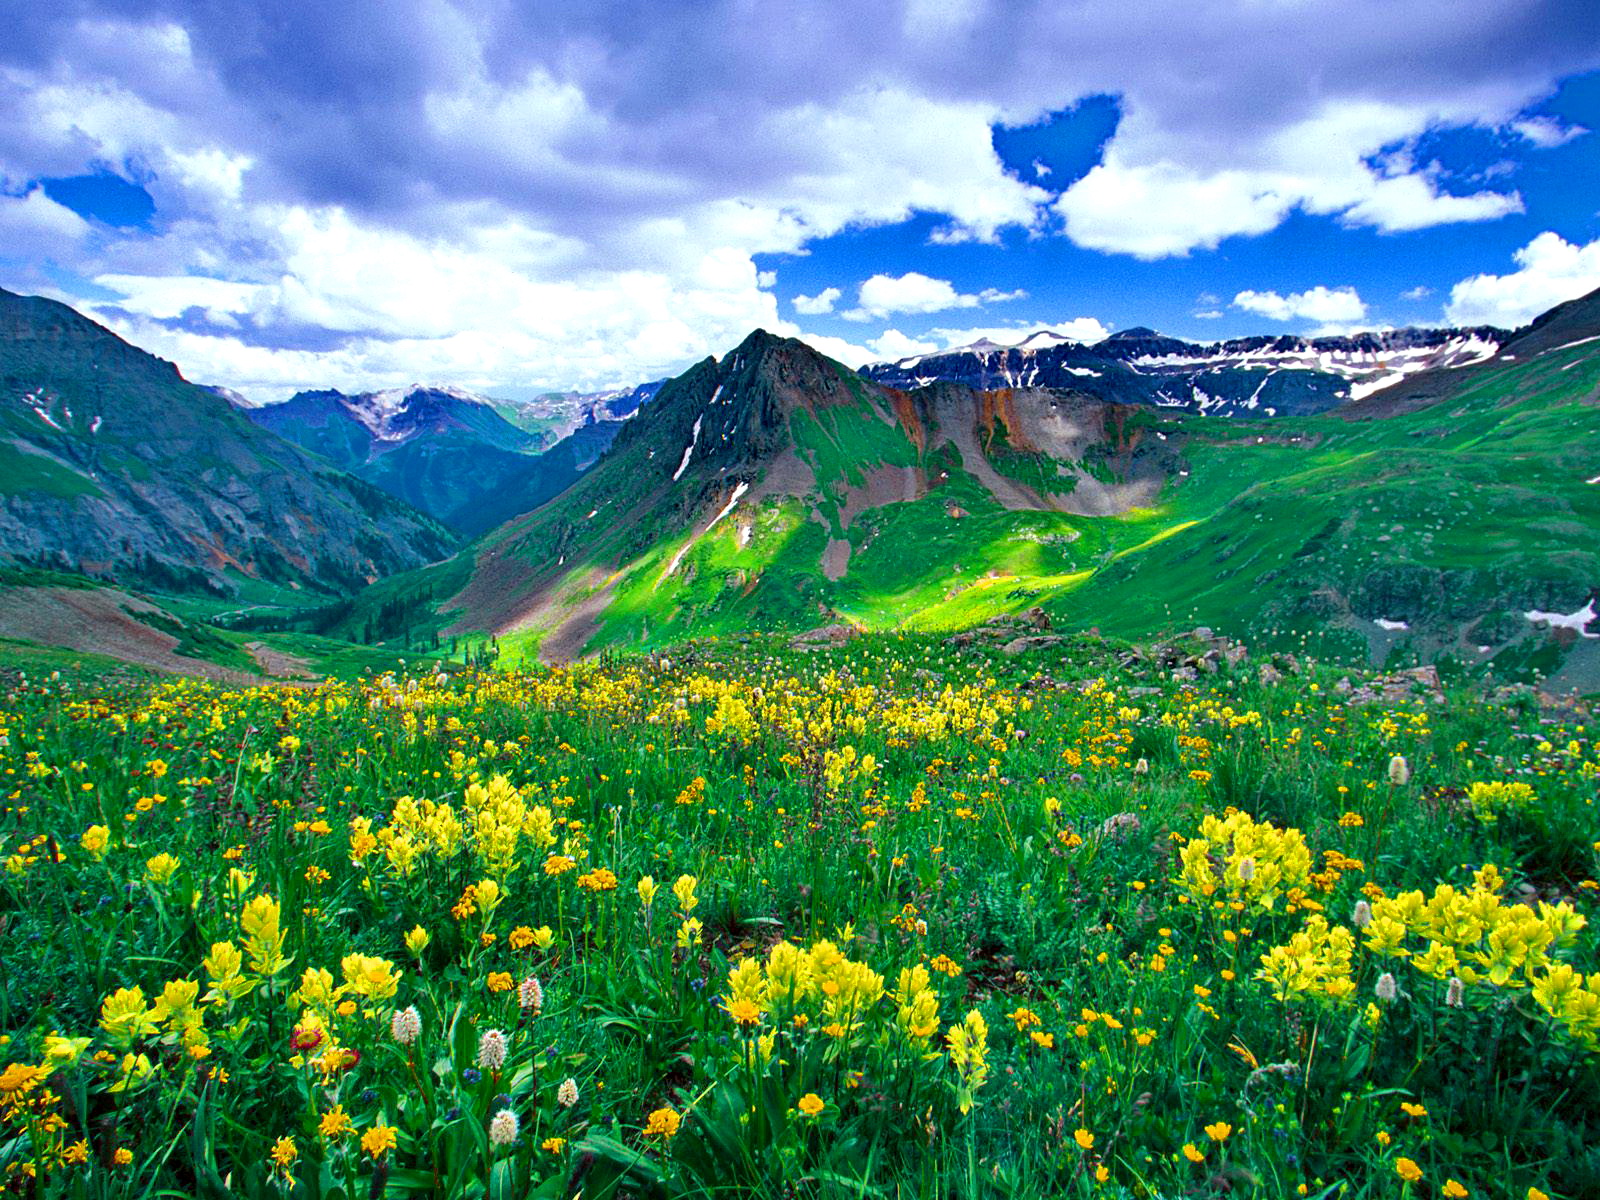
2,633 -> 1597,1197
0,440 -> 103,500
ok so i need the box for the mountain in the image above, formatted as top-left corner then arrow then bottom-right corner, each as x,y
354,328 -> 1200,657
862,323 -> 1509,416
491,381 -> 663,447
335,295 -> 1600,689
248,384 -> 636,535
0,287 -> 456,595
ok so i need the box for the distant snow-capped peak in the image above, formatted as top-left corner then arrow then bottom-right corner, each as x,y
344,384 -> 493,440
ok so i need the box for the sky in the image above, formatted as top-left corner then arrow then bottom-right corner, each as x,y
1,2 -> 1598,403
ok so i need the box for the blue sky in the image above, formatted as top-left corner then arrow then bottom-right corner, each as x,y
1,2 -> 1597,399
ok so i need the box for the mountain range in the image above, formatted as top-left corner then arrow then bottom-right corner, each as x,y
2,283 -> 1597,687
246,385 -> 627,535
334,291 -> 1600,687
862,324 -> 1509,416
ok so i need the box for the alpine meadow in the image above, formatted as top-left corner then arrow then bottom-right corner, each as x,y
3,3 -> 1600,1199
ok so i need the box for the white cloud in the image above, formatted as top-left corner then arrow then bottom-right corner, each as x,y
95,274 -> 262,323
1401,285 -> 1433,301
925,317 -> 1110,350
867,329 -> 940,361
1193,309 -> 1223,320
80,206 -> 795,400
786,329 -> 877,368
1056,159 -> 1293,259
793,286 -> 841,315
1444,232 -> 1600,328
1,2 -> 1596,390
1337,171 -> 1522,232
1512,117 -> 1588,148
1234,285 -> 1367,324
1054,95 -> 1532,258
0,186 -> 93,259
843,272 -> 1026,321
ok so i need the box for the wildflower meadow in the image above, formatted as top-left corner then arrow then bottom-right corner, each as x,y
1,633 -> 1597,1198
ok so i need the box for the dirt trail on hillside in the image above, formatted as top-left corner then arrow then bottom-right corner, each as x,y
0,586 -> 262,682
537,578 -> 618,664
245,641 -> 316,679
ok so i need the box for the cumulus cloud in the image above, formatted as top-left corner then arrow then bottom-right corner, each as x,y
1512,117 -> 1588,148
793,287 -> 841,315
904,318 -> 1110,352
0,186 -> 93,260
0,1 -> 1595,390
791,317 -> 1111,368
1444,232 -> 1600,327
1053,96 -> 1531,259
1234,286 -> 1367,324
868,329 -> 941,361
843,272 -> 1026,321
1401,285 -> 1434,301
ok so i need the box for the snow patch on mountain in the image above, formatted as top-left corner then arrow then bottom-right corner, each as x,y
673,415 -> 703,482
1525,601 -> 1598,637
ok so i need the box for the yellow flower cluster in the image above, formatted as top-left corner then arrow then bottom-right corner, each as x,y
1178,810 -> 1311,912
1465,781 -> 1537,823
1258,863 -> 1596,1051
351,776 -> 558,882
1531,964 -> 1600,1050
1362,865 -> 1584,989
1255,915 -> 1357,1003
945,1009 -> 990,1114
724,939 -> 886,1037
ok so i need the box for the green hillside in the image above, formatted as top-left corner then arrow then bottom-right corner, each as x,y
307,299 -> 1596,686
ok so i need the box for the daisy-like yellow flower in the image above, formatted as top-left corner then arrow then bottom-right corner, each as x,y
319,1104 -> 353,1139
0,1062 -> 46,1096
725,997 -> 762,1025
361,1124 -> 397,1159
1073,1129 -> 1094,1150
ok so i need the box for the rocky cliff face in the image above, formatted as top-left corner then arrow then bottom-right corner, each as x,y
0,287 -> 456,595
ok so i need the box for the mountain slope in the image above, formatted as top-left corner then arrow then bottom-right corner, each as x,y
325,296 -> 1600,686
247,385 -> 625,535
0,287 -> 456,595
350,329 -> 1188,656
